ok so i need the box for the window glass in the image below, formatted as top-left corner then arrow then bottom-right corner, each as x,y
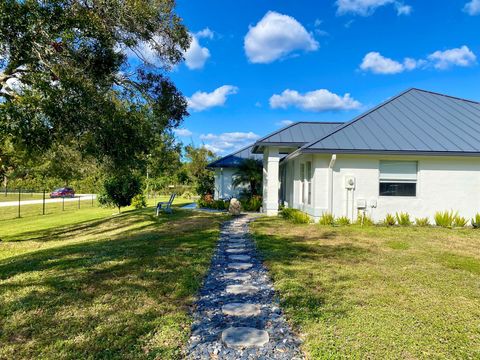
300,163 -> 305,203
306,161 -> 312,205
379,160 -> 417,196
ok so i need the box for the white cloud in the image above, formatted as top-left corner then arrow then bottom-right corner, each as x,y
187,85 -> 239,112
464,0 -> 480,15
196,28 -> 214,39
360,47 -> 476,74
336,0 -> 412,16
360,52 -> 419,74
244,11 -> 319,64
427,46 -> 477,70
276,120 -> 294,127
270,89 -> 361,112
184,33 -> 210,70
174,128 -> 193,137
200,132 -> 260,155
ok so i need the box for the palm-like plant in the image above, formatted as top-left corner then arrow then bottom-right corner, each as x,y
232,159 -> 263,197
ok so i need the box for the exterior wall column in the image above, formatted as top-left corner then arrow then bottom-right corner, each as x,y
262,147 -> 280,216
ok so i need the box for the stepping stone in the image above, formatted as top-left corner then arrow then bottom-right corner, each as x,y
228,254 -> 251,262
228,239 -> 245,244
223,272 -> 251,281
226,248 -> 247,254
227,244 -> 246,249
222,327 -> 269,349
222,303 -> 261,317
228,262 -> 253,271
226,284 -> 259,295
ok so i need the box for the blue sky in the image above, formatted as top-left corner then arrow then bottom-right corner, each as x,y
167,0 -> 480,155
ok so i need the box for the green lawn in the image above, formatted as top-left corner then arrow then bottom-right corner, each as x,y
0,198 -> 226,359
0,192 -> 45,202
251,218 -> 480,359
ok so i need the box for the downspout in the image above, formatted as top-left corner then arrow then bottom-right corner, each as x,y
328,154 -> 337,214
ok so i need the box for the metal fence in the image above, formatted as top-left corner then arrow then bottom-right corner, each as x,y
0,188 -> 97,221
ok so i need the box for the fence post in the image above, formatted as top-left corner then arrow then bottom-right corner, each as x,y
78,196 -> 80,209
43,190 -> 46,215
62,196 -> 65,211
18,188 -> 21,218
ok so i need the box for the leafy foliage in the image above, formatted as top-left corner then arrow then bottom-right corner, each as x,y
453,214 -> 468,228
335,216 -> 351,226
471,213 -> 480,229
384,213 -> 396,226
0,0 -> 189,173
240,195 -> 262,212
319,212 -> 335,226
131,193 -> 147,209
99,172 -> 142,212
184,146 -> 215,196
356,212 -> 374,226
434,210 -> 457,228
396,212 -> 412,226
415,217 -> 430,227
232,159 -> 263,197
281,208 -> 312,224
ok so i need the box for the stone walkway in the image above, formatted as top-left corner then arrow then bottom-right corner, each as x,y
186,215 -> 303,359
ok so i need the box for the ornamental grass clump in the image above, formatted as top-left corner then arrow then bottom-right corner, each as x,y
356,212 -> 374,226
319,212 -> 335,226
472,213 -> 480,229
281,208 -> 311,224
335,216 -> 351,226
396,212 -> 412,226
453,214 -> 468,228
415,217 -> 430,227
384,213 -> 396,226
434,210 -> 457,228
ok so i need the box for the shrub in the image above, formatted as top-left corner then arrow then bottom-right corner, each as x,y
182,191 -> 194,200
335,216 -> 351,226
434,210 -> 457,228
472,213 -> 480,229
396,212 -> 412,226
281,208 -> 311,224
131,193 -> 147,209
415,217 -> 430,227
453,214 -> 468,228
319,212 -> 335,226
384,213 -> 396,226
99,172 -> 142,213
356,212 -> 374,226
240,196 -> 262,212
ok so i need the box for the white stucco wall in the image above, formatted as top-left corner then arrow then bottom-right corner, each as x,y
284,154 -> 480,223
213,168 -> 246,200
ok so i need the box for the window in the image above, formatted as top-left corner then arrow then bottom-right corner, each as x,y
379,161 -> 417,197
300,163 -> 305,203
306,161 -> 312,205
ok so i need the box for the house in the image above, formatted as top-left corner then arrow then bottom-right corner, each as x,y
207,122 -> 343,200
209,88 -> 480,223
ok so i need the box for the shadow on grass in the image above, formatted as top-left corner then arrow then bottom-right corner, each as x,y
0,209 -> 226,359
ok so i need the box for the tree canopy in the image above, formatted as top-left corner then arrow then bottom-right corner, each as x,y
0,0 -> 190,174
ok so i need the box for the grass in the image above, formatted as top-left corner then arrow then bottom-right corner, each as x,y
250,218 -> 480,359
0,192 -> 45,202
0,198 -> 226,359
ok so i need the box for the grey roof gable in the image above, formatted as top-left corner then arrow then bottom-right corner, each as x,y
301,88 -> 480,155
252,121 -> 343,153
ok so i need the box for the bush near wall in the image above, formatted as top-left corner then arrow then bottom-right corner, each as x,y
281,208 -> 312,224
197,195 -> 229,210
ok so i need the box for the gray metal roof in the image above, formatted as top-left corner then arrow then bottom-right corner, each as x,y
252,122 -> 343,153
207,144 -> 262,168
301,88 -> 480,156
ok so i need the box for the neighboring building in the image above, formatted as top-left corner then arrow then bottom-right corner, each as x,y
255,88 -> 480,222
207,122 -> 343,200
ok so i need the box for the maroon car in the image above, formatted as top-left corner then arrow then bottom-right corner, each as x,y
50,187 -> 75,198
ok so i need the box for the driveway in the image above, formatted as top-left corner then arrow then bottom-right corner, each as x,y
0,194 -> 96,207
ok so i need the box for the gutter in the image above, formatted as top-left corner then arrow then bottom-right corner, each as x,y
328,154 -> 337,213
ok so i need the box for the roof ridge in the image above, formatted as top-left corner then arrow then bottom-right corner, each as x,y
254,121 -> 345,144
410,88 -> 480,105
300,88 -> 416,151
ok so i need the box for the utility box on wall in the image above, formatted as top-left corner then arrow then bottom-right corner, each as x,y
345,176 -> 356,190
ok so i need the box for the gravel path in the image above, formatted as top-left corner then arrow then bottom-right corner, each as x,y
186,215 -> 303,359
